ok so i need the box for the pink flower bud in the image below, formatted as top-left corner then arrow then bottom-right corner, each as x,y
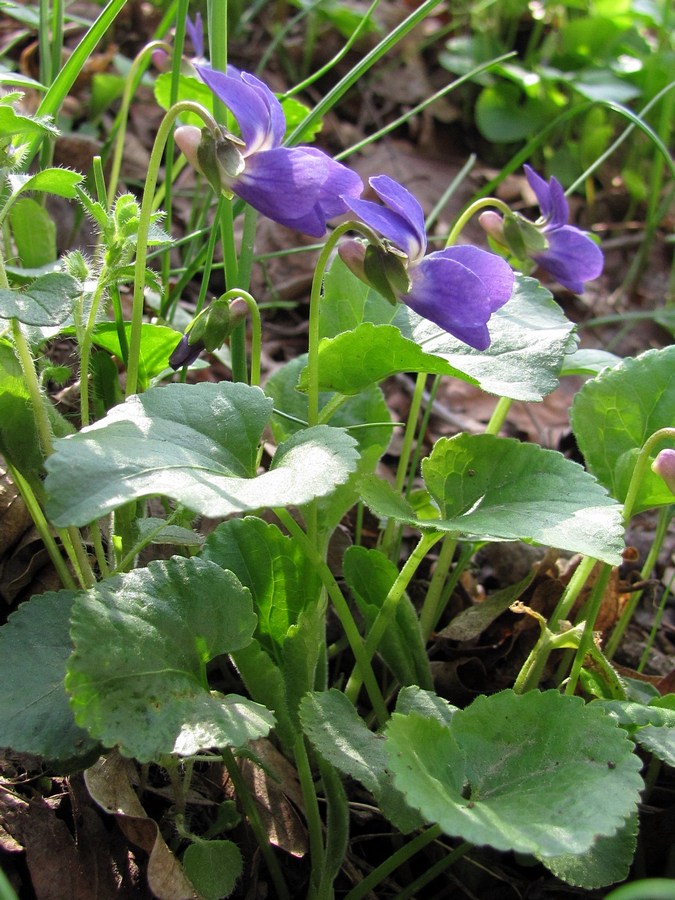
174,125 -> 203,174
479,210 -> 506,244
338,239 -> 367,282
151,48 -> 171,72
652,449 -> 675,495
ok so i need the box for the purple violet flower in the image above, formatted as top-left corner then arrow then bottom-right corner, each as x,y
523,165 -> 603,293
341,175 -> 514,350
180,66 -> 363,238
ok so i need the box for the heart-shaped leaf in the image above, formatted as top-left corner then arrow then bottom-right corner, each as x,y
0,589 -> 99,765
359,433 -> 624,564
396,274 -> 576,401
66,556 -> 274,761
300,689 -> 423,833
385,689 -> 643,860
297,323 -> 472,395
45,381 -> 359,526
0,272 -> 81,325
571,346 -> 675,514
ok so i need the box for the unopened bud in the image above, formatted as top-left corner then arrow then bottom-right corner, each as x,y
652,449 -> 675,495
174,125 -> 202,172
478,210 -> 506,245
151,48 -> 171,71
338,239 -> 367,282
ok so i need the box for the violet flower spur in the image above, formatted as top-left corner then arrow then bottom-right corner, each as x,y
340,175 -> 514,350
175,65 -> 362,238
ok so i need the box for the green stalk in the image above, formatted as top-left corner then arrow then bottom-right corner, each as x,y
344,532 -> 442,704
394,840 -> 472,900
418,535 -> 457,640
275,508 -> 389,725
6,463 -> 76,590
344,825 -> 444,900
638,508 -> 675,672
125,101 -> 219,397
484,396 -> 513,436
293,734 -> 324,899
608,503 -> 674,660
564,562 -> 613,695
621,427 -> 675,524
549,554 -> 598,632
11,319 -> 53,458
380,370 -> 426,556
221,747 -> 291,900
107,40 -> 172,206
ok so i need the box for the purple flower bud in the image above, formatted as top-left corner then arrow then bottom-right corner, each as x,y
342,175 -> 515,350
652,449 -> 675,495
169,334 -> 204,370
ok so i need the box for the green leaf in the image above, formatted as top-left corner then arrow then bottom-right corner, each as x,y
0,273 -> 81,325
360,433 -> 624,564
0,590 -> 99,765
9,197 -> 56,267
438,569 -> 539,642
297,323 -> 474,395
385,689 -> 643,860
397,274 -> 576,401
476,82 -> 549,142
319,254 -> 398,339
394,685 -> 458,727
570,346 -> 675,513
202,517 -> 320,655
45,382 -> 359,526
266,355 -> 393,533
154,72 -> 216,125
280,95 -> 323,143
542,811 -> 638,889
560,347 -> 623,377
300,690 -> 423,833
0,104 -> 58,140
632,726 -> 675,766
266,354 -> 392,458
182,841 -> 243,900
66,557 -> 274,762
87,321 -> 180,387
343,547 -> 432,689
9,167 -> 83,199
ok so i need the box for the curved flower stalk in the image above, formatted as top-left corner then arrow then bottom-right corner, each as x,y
174,66 -> 363,238
340,175 -> 514,350
480,165 -> 603,294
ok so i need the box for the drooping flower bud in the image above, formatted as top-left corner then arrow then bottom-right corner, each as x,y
478,210 -> 506,246
169,297 -> 249,370
338,239 -> 367,282
174,125 -> 246,199
651,449 -> 675,495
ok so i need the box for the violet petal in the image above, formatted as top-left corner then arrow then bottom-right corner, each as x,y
533,225 -> 603,293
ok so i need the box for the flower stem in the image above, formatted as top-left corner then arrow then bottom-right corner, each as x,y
622,427 -> 675,524
564,562 -> 613,695
107,39 -> 172,207
484,396 -> 513,435
607,503 -> 674,660
445,197 -> 512,248
344,531 -> 442,703
549,554 -> 598,632
126,101 -> 218,398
